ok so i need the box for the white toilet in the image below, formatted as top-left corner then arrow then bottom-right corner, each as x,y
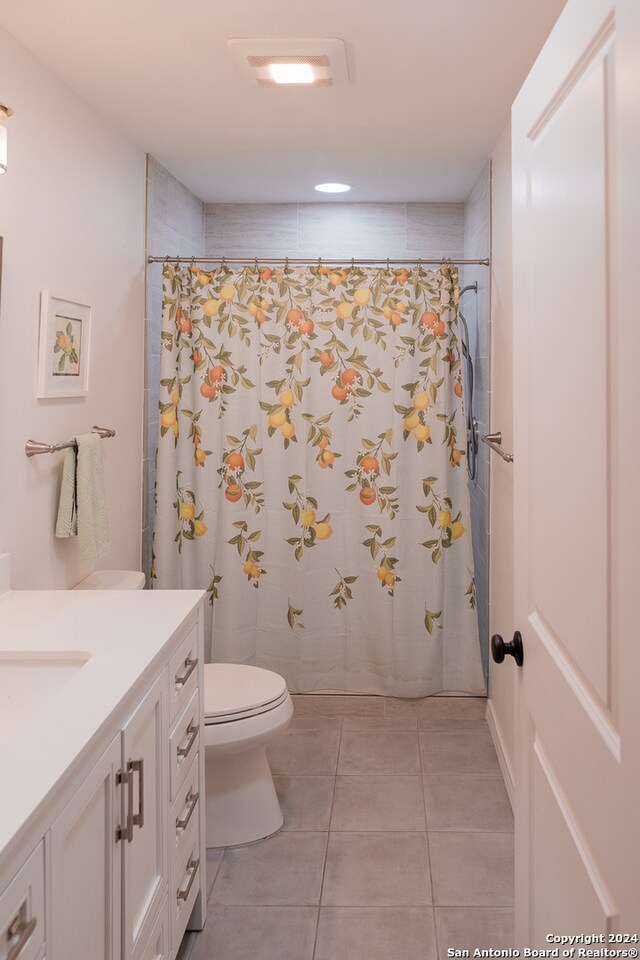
73,569 -> 145,590
73,570 -> 293,848
203,663 -> 293,848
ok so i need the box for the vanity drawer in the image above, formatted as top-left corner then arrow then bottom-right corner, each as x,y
139,897 -> 169,960
170,831 -> 200,957
0,842 -> 45,960
169,690 -> 200,801
169,625 -> 199,725
169,754 -> 200,878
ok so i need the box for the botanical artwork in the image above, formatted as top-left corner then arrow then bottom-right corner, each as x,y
152,263 -> 485,697
52,315 -> 81,376
37,292 -> 91,398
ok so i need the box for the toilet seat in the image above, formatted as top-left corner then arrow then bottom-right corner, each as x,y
204,663 -> 288,724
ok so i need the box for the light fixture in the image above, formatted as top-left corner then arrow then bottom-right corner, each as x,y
268,63 -> 314,85
227,39 -> 350,87
315,183 -> 352,194
0,104 -> 14,175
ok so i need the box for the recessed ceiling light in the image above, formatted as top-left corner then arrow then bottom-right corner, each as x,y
315,182 -> 351,193
268,63 -> 314,84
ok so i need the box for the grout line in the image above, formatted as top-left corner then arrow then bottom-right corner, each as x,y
311,716 -> 343,959
419,713 -> 440,960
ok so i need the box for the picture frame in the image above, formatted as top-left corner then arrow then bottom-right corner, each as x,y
37,291 -> 91,398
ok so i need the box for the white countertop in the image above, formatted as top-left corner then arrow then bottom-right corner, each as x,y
0,587 -> 204,866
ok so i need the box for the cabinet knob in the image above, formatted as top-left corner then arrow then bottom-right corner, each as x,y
491,631 -> 524,667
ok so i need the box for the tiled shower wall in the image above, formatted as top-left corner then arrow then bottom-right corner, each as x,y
204,202 -> 463,260
143,156 -> 205,581
461,163 -> 492,682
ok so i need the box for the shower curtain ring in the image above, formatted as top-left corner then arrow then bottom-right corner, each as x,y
351,257 -> 355,270
254,257 -> 258,271
386,258 -> 390,271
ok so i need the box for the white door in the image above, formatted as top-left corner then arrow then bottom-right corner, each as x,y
512,0 -> 640,940
121,671 -> 168,960
49,734 -> 122,960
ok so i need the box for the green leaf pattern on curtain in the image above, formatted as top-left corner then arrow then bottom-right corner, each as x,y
153,263 -> 485,697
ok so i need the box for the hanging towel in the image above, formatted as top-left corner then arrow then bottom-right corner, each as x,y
55,433 -> 110,560
55,446 -> 78,538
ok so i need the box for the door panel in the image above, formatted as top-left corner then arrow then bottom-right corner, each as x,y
49,735 -> 121,960
529,47 -> 610,704
531,738 -> 613,940
122,670 -> 169,960
511,0 -> 630,942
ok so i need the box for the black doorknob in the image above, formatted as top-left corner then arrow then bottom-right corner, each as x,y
491,631 -> 524,667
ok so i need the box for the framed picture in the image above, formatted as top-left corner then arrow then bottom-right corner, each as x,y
37,291 -> 91,398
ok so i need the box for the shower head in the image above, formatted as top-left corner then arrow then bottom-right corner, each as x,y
458,282 -> 478,298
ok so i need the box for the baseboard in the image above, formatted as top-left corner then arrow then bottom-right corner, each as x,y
486,697 -> 515,811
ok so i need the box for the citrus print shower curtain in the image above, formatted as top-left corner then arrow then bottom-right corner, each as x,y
152,263 -> 485,697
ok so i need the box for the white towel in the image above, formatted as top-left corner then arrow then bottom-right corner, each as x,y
55,433 -> 110,560
55,446 -> 78,538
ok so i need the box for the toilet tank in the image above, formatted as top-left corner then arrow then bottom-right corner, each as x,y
73,570 -> 145,590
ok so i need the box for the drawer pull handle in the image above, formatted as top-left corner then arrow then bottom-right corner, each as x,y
176,790 -> 200,832
8,906 -> 37,960
131,758 -> 145,830
116,767 -> 134,843
175,657 -> 198,688
176,857 -> 200,903
177,722 -> 199,760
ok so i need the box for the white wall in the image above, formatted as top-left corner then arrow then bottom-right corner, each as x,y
487,122 -> 517,799
0,25 -> 145,588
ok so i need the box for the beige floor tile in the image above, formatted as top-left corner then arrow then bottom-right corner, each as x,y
435,907 -> 515,954
286,716 -> 343,731
322,832 -> 431,906
315,907 -> 437,960
343,716 -> 418,731
206,848 -> 224,899
211,832 -> 327,905
429,832 -> 514,906
385,696 -> 487,720
292,694 -> 384,717
338,731 -> 421,775
420,731 -> 501,776
189,905 -> 317,960
274,775 -> 334,831
418,716 -> 491,732
268,724 -> 342,775
332,776 -> 426,831
424,776 -> 513,832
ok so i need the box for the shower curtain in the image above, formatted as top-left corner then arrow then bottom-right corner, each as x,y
152,262 -> 485,697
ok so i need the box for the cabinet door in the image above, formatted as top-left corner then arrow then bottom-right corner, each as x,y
49,735 -> 121,960
122,671 -> 169,960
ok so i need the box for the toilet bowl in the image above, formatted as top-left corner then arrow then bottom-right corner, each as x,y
203,663 -> 293,848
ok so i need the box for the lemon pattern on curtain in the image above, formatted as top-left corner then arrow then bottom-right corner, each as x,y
152,263 -> 485,697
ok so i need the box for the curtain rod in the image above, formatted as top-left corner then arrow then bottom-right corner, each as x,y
147,256 -> 490,266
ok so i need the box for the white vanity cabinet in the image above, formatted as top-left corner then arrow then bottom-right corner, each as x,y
121,672 -> 168,960
0,593 -> 206,960
49,734 -> 122,960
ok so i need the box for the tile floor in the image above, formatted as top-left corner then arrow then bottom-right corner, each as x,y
179,695 -> 514,960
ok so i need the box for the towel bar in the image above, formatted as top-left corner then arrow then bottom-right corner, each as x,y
481,431 -> 514,463
25,426 -> 116,458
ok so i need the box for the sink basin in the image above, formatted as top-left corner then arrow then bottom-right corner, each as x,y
0,651 -> 91,747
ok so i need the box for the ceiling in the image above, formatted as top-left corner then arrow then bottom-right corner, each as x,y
0,0 -> 566,203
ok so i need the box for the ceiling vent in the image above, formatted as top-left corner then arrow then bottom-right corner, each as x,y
227,38 -> 350,87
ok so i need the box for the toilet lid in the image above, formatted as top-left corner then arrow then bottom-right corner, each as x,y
204,663 -> 288,722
